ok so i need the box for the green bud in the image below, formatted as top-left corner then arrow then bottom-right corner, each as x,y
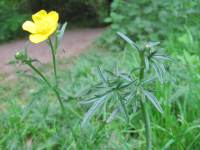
15,51 -> 27,61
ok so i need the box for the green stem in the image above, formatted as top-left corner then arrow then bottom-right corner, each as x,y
28,63 -> 52,88
53,87 -> 65,113
27,63 -> 65,113
139,51 -> 152,150
139,52 -> 145,80
140,97 -> 152,150
48,38 -> 58,86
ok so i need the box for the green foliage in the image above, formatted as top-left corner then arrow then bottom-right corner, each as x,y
0,0 -> 29,42
81,33 -> 173,149
0,14 -> 28,42
0,45 -> 200,149
30,0 -> 111,26
98,0 -> 200,54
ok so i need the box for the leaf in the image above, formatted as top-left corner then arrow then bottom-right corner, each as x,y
54,22 -> 67,53
159,63 -> 166,74
80,97 -> 99,105
141,77 -> 156,85
130,67 -> 142,74
117,93 -> 129,123
106,108 -> 120,123
21,98 -> 37,121
153,62 -> 164,84
119,73 -> 133,81
143,90 -> 163,113
168,87 -> 188,103
81,95 -> 107,127
153,54 -> 174,62
144,56 -> 150,71
146,42 -> 160,48
97,66 -> 108,85
117,32 -> 140,51
107,90 -> 136,123
75,85 -> 92,97
16,71 -> 43,84
104,69 -> 116,77
119,80 -> 136,89
187,133 -> 200,150
162,139 -> 174,150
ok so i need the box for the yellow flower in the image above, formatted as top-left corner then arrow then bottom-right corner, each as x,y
22,10 -> 59,44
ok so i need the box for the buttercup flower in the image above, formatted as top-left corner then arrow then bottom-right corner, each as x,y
22,10 -> 59,44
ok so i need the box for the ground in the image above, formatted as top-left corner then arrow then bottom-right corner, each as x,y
0,28 -> 104,78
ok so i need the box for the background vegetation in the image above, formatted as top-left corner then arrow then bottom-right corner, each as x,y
99,0 -> 200,55
0,0 -> 200,149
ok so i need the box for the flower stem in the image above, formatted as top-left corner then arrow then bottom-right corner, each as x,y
48,38 -> 58,87
139,51 -> 152,150
27,62 -> 65,113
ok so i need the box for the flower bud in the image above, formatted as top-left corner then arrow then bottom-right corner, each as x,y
15,51 -> 27,61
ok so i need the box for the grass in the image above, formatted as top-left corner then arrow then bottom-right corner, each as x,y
0,37 -> 200,149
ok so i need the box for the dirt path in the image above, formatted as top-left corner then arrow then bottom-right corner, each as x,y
0,28 -> 104,76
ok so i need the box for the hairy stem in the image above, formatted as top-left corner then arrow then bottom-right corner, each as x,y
27,63 -> 65,113
139,51 -> 152,150
48,38 -> 58,87
140,97 -> 152,150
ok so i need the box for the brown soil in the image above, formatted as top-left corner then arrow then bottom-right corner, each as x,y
0,28 -> 104,77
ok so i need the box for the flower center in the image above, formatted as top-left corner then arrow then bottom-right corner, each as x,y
35,19 -> 52,35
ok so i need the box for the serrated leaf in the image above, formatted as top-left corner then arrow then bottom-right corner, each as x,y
153,54 -> 174,62
153,62 -> 164,84
117,32 -> 140,51
81,95 -> 107,127
143,90 -> 163,113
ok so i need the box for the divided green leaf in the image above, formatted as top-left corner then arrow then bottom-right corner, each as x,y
143,90 -> 163,113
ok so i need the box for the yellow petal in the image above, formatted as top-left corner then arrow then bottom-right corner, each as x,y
29,34 -> 48,44
47,11 -> 59,23
32,10 -> 47,22
46,23 -> 58,37
22,21 -> 36,33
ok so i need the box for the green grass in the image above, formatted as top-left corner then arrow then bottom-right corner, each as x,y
0,41 -> 200,149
